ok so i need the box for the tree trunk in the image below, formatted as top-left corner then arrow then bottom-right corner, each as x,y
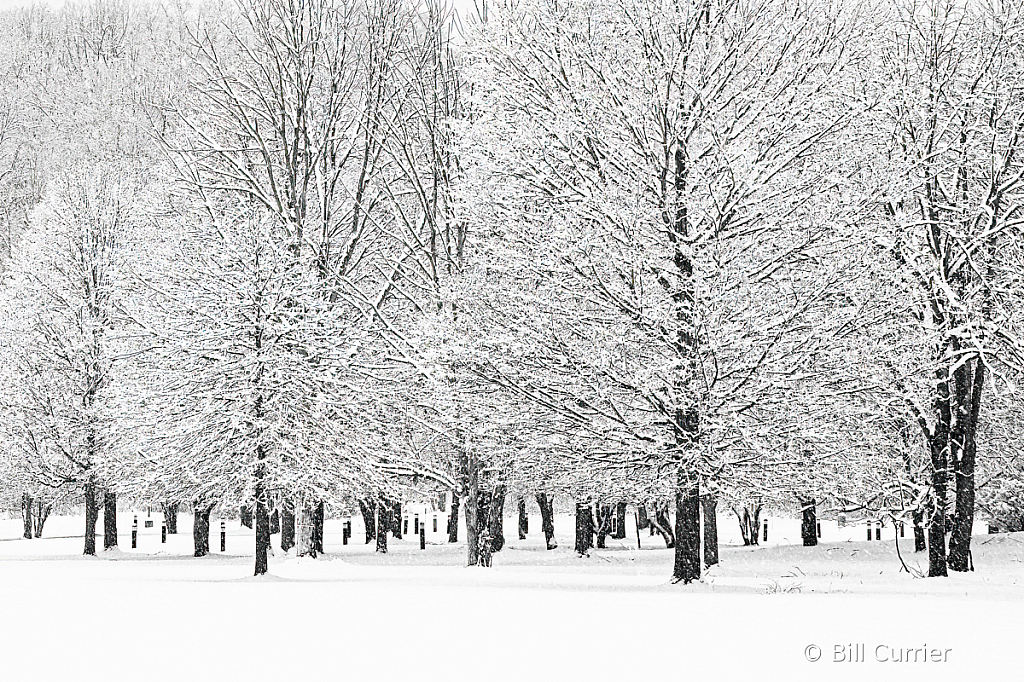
392,500 -> 403,539
801,498 -> 817,547
517,498 -> 528,539
948,359 -> 983,572
269,508 -> 280,535
280,498 -> 296,552
448,493 -> 460,543
650,500 -> 675,548
193,503 -> 214,557
358,499 -> 376,543
574,500 -> 593,556
33,500 -> 50,538
240,505 -> 253,529
613,502 -> 627,539
487,485 -> 506,552
733,504 -> 761,546
672,470 -> 701,583
376,499 -> 390,554
21,493 -> 32,540
913,508 -> 926,552
536,493 -> 557,549
162,502 -> 179,534
84,477 -> 99,556
254,488 -> 270,576
103,491 -> 117,550
466,455 -> 480,566
637,503 -> 650,530
595,503 -> 611,549
312,500 -> 325,555
702,494 -> 719,568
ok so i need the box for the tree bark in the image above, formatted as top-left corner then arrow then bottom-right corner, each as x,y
800,498 -> 817,547
487,485 -> 506,552
254,488 -> 270,575
33,500 -> 50,538
269,508 -> 280,535
21,493 -> 33,540
359,499 -> 376,544
613,502 -> 627,539
517,497 -> 528,539
84,477 -> 99,556
193,503 -> 214,557
448,493 -> 460,543
376,499 -> 390,554
162,502 -> 179,534
948,359 -> 983,572
312,500 -> 325,555
392,500 -> 403,539
733,504 -> 761,546
650,500 -> 675,548
574,500 -> 593,556
103,491 -> 118,550
595,503 -> 611,548
466,455 -> 480,566
240,505 -> 253,529
702,494 -> 718,568
913,508 -> 926,552
536,493 -> 557,549
280,498 -> 295,552
637,503 -> 650,530
672,471 -> 701,583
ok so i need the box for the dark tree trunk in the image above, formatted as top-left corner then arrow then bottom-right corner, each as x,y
733,504 -> 761,546
574,500 -> 593,556
376,499 -> 390,554
466,455 -> 480,566
926,363 -> 951,577
448,493 -> 460,543
193,503 -> 214,557
487,485 -> 506,552
536,493 -> 557,549
162,502 -> 179,534
254,488 -> 270,576
595,504 -> 611,548
312,500 -> 325,555
84,477 -> 99,556
702,494 -> 719,568
913,508 -> 926,552
613,502 -> 627,539
240,505 -> 253,529
650,501 -> 675,548
517,498 -> 528,540
280,499 -> 295,552
672,472 -> 701,583
269,508 -> 280,535
103,491 -> 118,550
21,493 -> 33,540
359,499 -> 376,544
948,359 -> 983,572
33,500 -> 50,538
637,504 -> 650,530
801,498 -> 817,547
392,500 -> 402,539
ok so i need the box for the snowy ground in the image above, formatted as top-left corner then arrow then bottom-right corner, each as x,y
0,513 -> 1020,681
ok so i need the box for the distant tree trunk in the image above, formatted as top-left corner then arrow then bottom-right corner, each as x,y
650,500 -> 675,548
254,486 -> 270,576
312,500 -> 325,555
392,500 -> 402,539
613,502 -> 627,539
637,503 -> 650,530
359,499 -> 376,544
162,502 -> 179,534
280,499 -> 295,552
376,499 -> 390,554
800,498 -> 817,547
733,504 -> 762,546
21,493 -> 33,540
595,503 -> 611,548
487,485 -> 507,552
269,508 -> 280,535
913,508 -> 926,552
702,494 -> 719,568
536,493 -> 557,549
448,493 -> 460,543
574,500 -> 594,555
193,503 -> 214,557
466,455 -> 480,566
33,500 -> 50,538
240,505 -> 253,529
517,498 -> 528,539
103,491 -> 118,550
672,473 -> 701,583
84,477 -> 99,556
